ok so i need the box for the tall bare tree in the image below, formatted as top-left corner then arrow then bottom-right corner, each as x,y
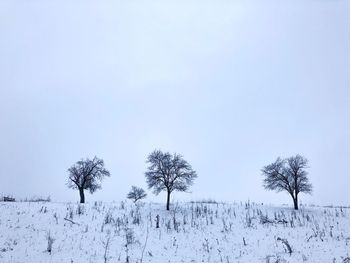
262,154 -> 312,210
67,156 -> 110,203
145,150 -> 197,210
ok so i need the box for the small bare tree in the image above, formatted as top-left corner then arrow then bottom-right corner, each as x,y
67,156 -> 110,203
127,186 -> 147,203
262,154 -> 312,210
145,150 -> 197,210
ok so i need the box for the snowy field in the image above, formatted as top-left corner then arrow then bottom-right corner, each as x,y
1,201 -> 350,263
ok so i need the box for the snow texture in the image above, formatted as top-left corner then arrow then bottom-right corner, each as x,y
1,201 -> 349,262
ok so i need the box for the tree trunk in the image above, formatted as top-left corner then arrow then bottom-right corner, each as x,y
166,190 -> 170,211
293,196 -> 298,210
79,188 -> 85,204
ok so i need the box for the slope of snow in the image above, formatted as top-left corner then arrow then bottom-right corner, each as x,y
0,201 -> 349,262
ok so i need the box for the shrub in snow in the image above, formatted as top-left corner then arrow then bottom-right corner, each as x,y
127,186 -> 147,203
46,231 -> 54,254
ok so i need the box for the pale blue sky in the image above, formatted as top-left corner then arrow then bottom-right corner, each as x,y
1,0 -> 349,205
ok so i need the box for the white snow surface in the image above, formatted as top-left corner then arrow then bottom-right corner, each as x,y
1,201 -> 349,262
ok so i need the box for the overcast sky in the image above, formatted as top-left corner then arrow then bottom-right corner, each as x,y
0,0 -> 349,206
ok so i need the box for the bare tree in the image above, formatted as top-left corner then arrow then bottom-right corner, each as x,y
145,150 -> 197,210
262,154 -> 312,210
127,186 -> 147,203
67,156 -> 110,203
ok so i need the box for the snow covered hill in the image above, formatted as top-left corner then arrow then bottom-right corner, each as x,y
1,201 -> 349,262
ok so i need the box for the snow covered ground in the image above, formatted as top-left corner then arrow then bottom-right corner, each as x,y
1,201 -> 349,262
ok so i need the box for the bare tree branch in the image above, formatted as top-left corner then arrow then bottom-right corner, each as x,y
262,155 -> 312,210
145,150 -> 197,210
67,156 -> 110,203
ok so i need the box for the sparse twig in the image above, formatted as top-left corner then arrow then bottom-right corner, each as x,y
277,237 -> 292,255
64,217 -> 80,226
140,222 -> 149,263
